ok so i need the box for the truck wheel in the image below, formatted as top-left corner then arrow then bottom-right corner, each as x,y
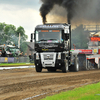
35,65 -> 42,72
62,60 -> 68,73
74,57 -> 79,72
69,57 -> 79,72
98,59 -> 100,69
86,60 -> 90,70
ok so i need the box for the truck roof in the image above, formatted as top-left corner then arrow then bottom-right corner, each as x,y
6,45 -> 16,47
44,23 -> 68,25
35,23 -> 70,30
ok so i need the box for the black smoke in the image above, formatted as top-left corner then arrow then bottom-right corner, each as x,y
40,0 -> 62,24
40,0 -> 100,24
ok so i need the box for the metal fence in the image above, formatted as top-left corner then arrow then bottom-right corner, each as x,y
0,57 -> 32,63
0,55 -> 87,70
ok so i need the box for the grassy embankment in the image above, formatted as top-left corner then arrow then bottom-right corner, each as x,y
0,63 -> 34,67
42,82 -> 100,100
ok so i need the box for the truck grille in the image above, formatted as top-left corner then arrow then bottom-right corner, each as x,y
43,54 -> 53,60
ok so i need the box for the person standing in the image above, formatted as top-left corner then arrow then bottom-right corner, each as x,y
1,48 -> 6,57
29,54 -> 32,62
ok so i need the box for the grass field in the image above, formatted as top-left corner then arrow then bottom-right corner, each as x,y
42,82 -> 100,100
0,63 -> 34,67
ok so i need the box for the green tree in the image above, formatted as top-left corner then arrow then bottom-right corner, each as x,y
0,23 -> 6,44
0,22 -> 28,53
16,26 -> 28,53
71,24 -> 90,49
4,24 -> 16,44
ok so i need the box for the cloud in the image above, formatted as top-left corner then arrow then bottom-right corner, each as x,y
0,0 -> 41,9
0,3 -> 42,41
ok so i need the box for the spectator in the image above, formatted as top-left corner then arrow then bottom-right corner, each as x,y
21,52 -> 23,56
1,48 -> 6,57
0,52 -> 1,57
19,52 -> 23,56
29,54 -> 32,62
24,53 -> 27,57
33,53 -> 34,61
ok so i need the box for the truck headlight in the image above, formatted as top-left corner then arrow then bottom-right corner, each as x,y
36,53 -> 39,60
58,53 -> 61,59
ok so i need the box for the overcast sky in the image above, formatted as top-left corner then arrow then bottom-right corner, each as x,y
0,0 -> 42,41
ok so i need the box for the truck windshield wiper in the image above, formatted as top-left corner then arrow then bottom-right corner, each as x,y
38,39 -> 59,43
48,39 -> 57,40
39,39 -> 47,41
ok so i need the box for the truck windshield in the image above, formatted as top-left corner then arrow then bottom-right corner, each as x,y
35,30 -> 63,43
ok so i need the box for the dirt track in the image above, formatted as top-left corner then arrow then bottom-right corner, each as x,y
0,68 -> 100,100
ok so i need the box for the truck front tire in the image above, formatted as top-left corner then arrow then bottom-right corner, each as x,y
35,65 -> 42,72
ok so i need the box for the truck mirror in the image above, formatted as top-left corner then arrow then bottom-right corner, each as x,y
64,26 -> 69,34
31,33 -> 33,40
30,33 -> 34,42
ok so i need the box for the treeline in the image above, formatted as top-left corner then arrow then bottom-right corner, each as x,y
0,22 -> 28,53
0,22 -> 90,51
71,24 -> 90,49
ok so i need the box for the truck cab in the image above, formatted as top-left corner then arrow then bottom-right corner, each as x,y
31,23 -> 79,73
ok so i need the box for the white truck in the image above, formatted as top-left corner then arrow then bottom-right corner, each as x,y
5,45 -> 20,57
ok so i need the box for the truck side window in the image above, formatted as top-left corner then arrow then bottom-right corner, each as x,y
62,30 -> 64,41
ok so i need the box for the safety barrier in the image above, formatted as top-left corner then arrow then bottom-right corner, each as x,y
0,57 -> 31,63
